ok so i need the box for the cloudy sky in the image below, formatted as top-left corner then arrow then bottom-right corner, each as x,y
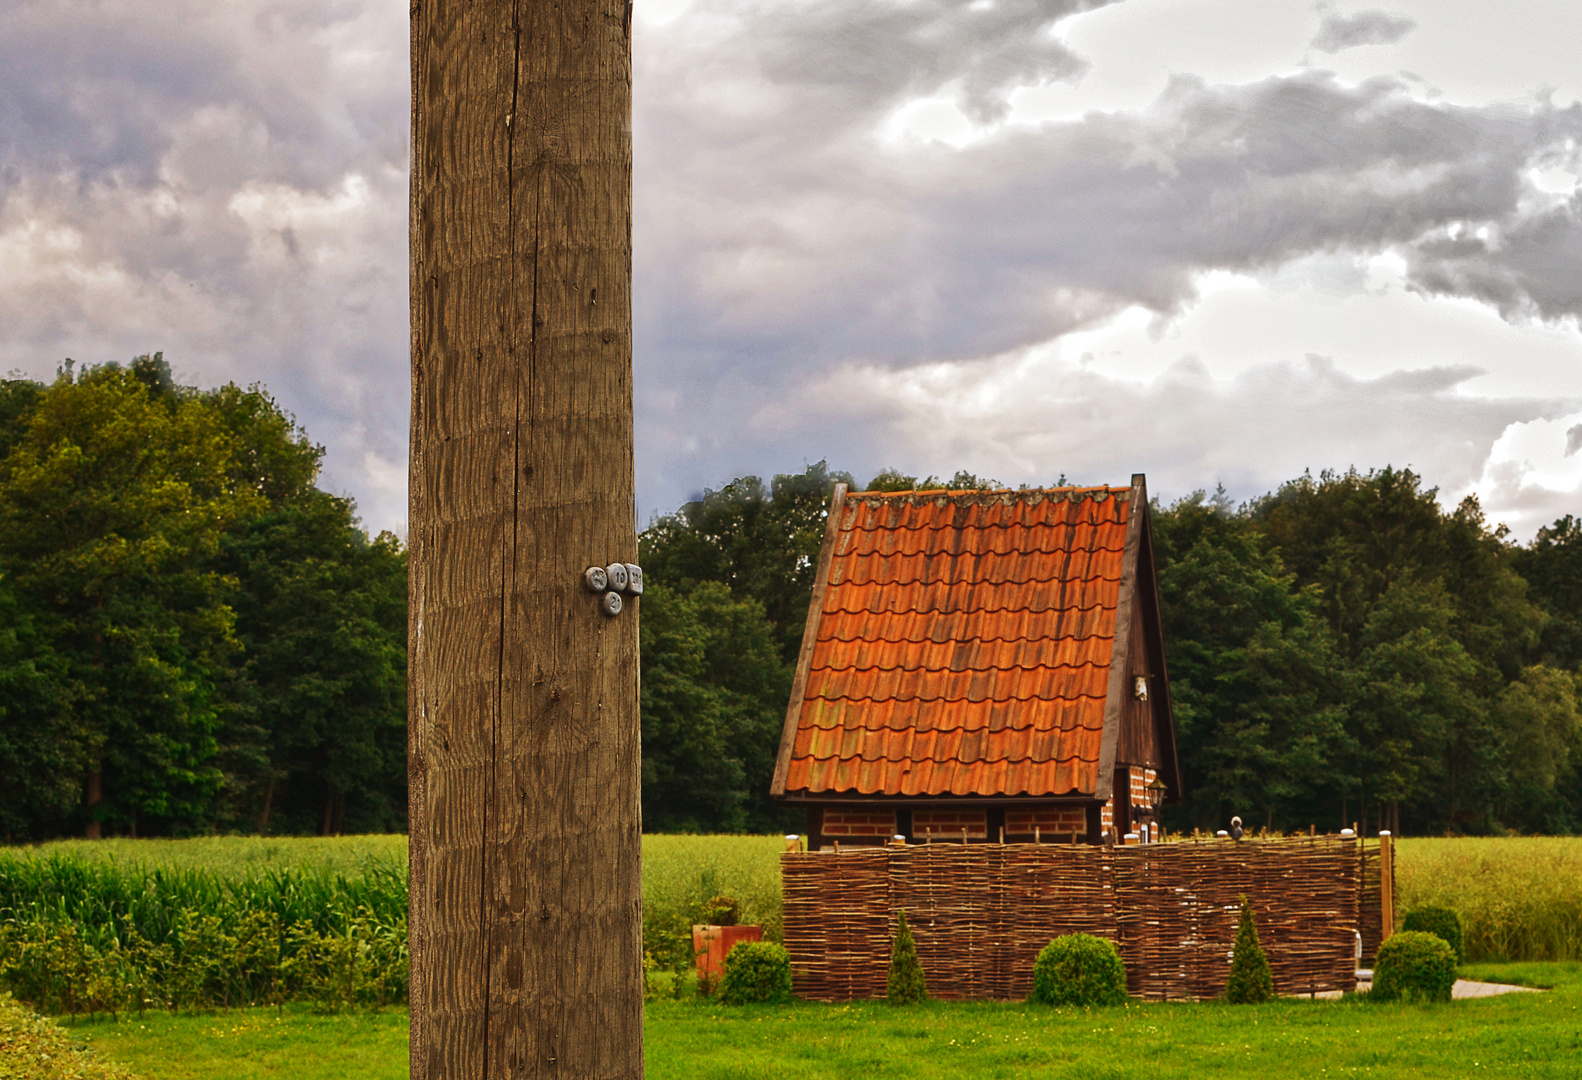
3,0 -> 1580,538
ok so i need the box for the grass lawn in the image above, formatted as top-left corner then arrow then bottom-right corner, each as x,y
76,1006 -> 409,1080
76,962 -> 1582,1080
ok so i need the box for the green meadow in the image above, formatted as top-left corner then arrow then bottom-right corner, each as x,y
3,834 -> 1580,1077
70,962 -> 1582,1080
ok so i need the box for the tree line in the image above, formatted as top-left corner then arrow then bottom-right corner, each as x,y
638,464 -> 1582,837
2,360 -> 1579,838
0,357 -> 406,839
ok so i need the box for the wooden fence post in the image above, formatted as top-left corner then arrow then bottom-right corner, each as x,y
408,1 -> 640,1077
1379,830 -> 1394,940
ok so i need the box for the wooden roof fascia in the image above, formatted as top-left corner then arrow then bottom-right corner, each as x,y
1093,473 -> 1146,801
776,793 -> 1102,807
770,482 -> 848,798
1138,506 -> 1184,802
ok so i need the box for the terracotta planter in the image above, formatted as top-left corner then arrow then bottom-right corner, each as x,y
692,924 -> 763,980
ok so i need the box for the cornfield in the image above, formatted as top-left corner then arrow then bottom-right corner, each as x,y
0,852 -> 408,1017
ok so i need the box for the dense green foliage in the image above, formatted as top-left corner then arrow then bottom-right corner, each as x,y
1151,469 -> 1581,835
0,357 -> 405,839
1029,933 -> 1128,1006
1371,931 -> 1458,1003
638,583 -> 791,832
0,992 -> 138,1079
1402,904 -> 1465,963
886,910 -> 927,1004
718,941 -> 793,1005
1224,895 -> 1274,1003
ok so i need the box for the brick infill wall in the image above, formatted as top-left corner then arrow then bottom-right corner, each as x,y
913,808 -> 986,839
820,810 -> 896,838
1005,807 -> 1087,837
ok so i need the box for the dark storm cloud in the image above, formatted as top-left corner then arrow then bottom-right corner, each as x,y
1406,197 -> 1582,321
635,0 -> 1582,509
1309,10 -> 1417,54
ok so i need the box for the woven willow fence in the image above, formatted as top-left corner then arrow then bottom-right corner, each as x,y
782,837 -> 1390,1002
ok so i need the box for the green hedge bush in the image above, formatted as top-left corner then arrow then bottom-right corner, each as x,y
1030,933 -> 1127,1006
1401,905 -> 1464,963
719,941 -> 793,1005
1371,931 -> 1456,1003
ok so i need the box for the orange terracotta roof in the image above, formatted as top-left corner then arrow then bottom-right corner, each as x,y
779,485 -> 1135,799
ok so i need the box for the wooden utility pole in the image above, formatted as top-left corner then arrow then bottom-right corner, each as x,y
408,1 -> 640,1078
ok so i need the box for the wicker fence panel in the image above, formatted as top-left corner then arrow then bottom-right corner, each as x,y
1358,840 -> 1386,966
782,847 -> 890,1001
783,837 -> 1369,1003
1112,839 -> 1359,1000
1000,845 -> 1118,1000
887,845 -> 1118,1001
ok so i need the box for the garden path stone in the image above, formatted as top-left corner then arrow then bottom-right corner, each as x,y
1295,978 -> 1543,1000
1451,979 -> 1542,999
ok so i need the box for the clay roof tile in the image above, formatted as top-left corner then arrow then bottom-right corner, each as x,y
780,484 -> 1135,799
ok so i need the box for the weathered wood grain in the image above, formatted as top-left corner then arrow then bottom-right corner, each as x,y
410,1 -> 639,1077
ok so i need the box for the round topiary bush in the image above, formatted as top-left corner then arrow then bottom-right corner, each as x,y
719,941 -> 793,1005
1371,931 -> 1456,1003
1401,905 -> 1464,963
1030,933 -> 1128,1006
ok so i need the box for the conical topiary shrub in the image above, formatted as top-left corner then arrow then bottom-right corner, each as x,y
887,910 -> 928,1004
1224,895 -> 1273,1004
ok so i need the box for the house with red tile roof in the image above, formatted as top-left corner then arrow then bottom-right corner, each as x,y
770,475 -> 1180,849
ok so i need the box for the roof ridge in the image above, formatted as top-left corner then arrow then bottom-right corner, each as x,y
803,689 -> 1110,705
798,751 -> 1103,765
810,659 -> 1112,675
846,484 -> 1131,502
817,629 -> 1116,644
